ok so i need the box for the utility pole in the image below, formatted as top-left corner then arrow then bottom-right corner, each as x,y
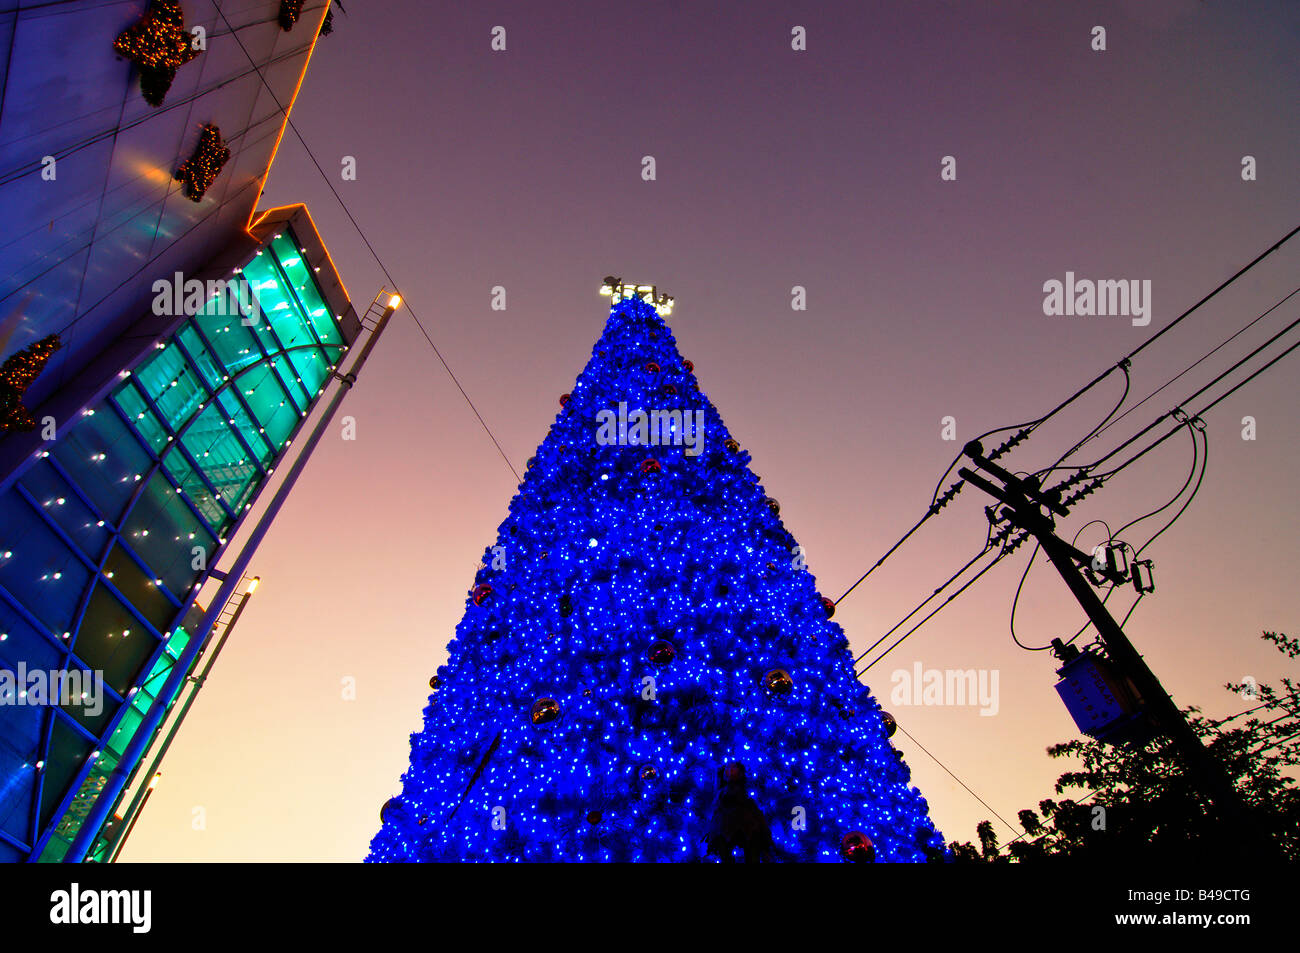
958,439 -> 1277,862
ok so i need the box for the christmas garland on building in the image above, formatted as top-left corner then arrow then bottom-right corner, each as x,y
174,124 -> 230,202
278,0 -> 304,30
113,1 -> 201,107
0,334 -> 62,434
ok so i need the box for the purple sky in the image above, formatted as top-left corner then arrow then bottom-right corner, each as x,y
121,0 -> 1299,860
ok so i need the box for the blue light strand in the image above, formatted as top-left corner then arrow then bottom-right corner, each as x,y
367,297 -> 945,863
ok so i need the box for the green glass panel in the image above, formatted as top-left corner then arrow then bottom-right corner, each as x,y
267,353 -> 310,412
235,364 -> 298,451
192,311 -> 263,378
178,324 -> 224,390
107,703 -> 143,759
161,451 -> 229,534
118,472 -> 216,596
287,346 -> 328,397
112,385 -> 168,454
165,626 -> 191,660
271,231 -> 343,346
132,343 -> 207,435
215,390 -> 273,466
181,404 -> 260,512
244,251 -> 316,352
50,409 -> 150,527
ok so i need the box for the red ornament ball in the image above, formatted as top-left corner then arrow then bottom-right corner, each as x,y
586,810 -> 602,825
471,583 -> 493,606
638,763 -> 659,781
644,361 -> 661,373
428,675 -> 440,691
724,438 -> 740,453
881,711 -> 897,738
559,393 -> 571,406
661,383 -> 678,396
763,668 -> 794,695
380,798 -> 399,824
821,596 -> 836,618
647,639 -> 676,665
640,458 -> 661,474
840,831 -> 876,863
683,359 -> 694,372
765,497 -> 781,516
530,697 -> 561,726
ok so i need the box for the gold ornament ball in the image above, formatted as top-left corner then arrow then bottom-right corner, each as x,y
763,668 -> 794,695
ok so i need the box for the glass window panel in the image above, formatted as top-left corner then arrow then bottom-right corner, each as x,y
287,346 -> 328,399
178,406 -> 259,524
0,602 -> 62,844
192,313 -> 262,378
159,452 -> 229,536
16,461 -> 111,564
46,746 -> 118,858
0,500 -> 90,636
0,598 -> 62,674
267,353 -> 309,412
59,666 -> 119,739
111,385 -> 168,455
215,390 -> 273,466
116,473 -> 215,597
105,703 -> 143,760
73,582 -> 161,696
150,364 -> 205,434
271,231 -> 343,346
244,250 -> 316,352
50,409 -> 150,526
177,324 -> 224,390
0,700 -> 40,845
236,365 -> 297,450
37,714 -> 94,836
100,543 -> 178,635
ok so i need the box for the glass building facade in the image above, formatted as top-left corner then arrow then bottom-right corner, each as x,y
0,225 -> 351,862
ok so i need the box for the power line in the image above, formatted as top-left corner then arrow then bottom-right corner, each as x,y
214,6 -> 521,483
851,526 -> 997,666
1039,364 -> 1132,478
1062,422 -> 1202,645
1073,292 -> 1299,480
853,277 -> 1297,688
1040,284 -> 1300,479
894,724 -> 1020,839
836,227 -> 1299,609
856,532 -> 1029,675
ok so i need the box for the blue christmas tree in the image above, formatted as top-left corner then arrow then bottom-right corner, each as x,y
367,287 -> 944,862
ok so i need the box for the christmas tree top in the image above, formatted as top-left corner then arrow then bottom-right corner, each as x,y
367,285 -> 943,862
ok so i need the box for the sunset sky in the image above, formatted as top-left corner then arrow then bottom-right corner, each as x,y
119,0 -> 1299,861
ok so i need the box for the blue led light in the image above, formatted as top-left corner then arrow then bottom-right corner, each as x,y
367,297 -> 944,863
